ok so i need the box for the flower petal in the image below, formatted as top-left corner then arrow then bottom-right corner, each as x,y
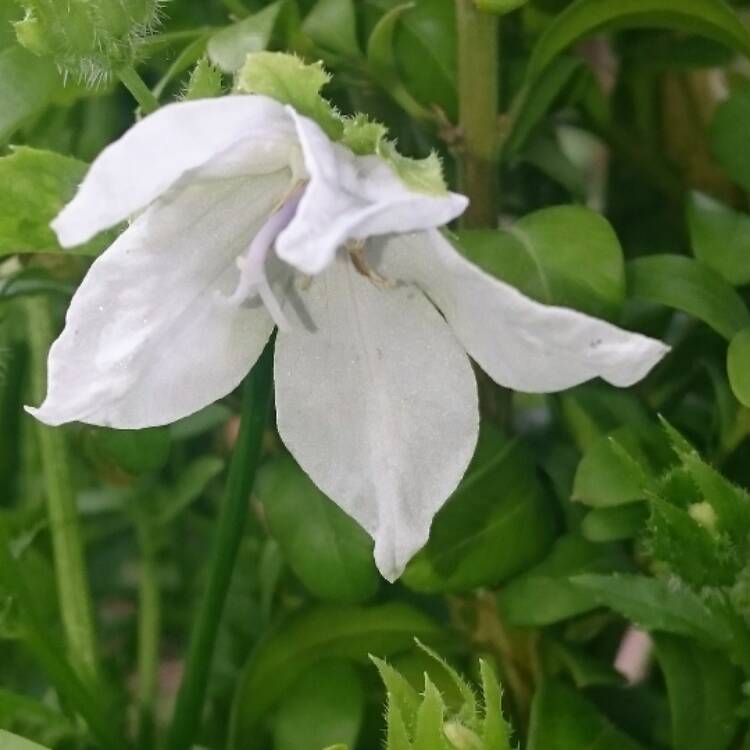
274,253 -> 479,581
373,230 -> 669,392
275,108 -> 468,275
52,95 -> 298,247
28,169 -> 290,428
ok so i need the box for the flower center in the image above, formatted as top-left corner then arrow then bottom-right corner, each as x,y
224,182 -> 306,329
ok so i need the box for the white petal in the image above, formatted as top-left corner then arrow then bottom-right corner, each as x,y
28,169 -> 291,428
52,95 -> 299,247
274,253 -> 479,581
373,230 -> 669,392
275,108 -> 468,275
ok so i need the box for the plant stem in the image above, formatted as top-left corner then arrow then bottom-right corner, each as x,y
118,65 -> 160,114
455,0 -> 500,228
135,514 -> 161,750
165,343 -> 274,750
24,296 -> 101,686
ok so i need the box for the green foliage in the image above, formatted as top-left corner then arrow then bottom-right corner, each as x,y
5,1 -> 750,749
373,644 -> 515,750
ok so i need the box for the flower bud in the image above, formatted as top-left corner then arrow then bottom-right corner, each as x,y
14,0 -> 163,84
443,721 -> 484,750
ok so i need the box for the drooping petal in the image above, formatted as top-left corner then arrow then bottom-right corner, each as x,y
274,253 -> 479,581
275,108 -> 468,275
373,230 -> 669,392
52,95 -> 299,247
28,168 -> 291,428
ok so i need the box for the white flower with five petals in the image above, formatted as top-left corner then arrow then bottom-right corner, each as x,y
27,90 -> 668,581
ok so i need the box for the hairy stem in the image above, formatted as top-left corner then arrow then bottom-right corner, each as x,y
24,296 -> 101,686
118,64 -> 160,114
165,342 -> 274,750
455,0 -> 500,228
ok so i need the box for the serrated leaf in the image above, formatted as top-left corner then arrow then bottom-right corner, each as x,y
570,574 -> 735,649
371,656 -> 422,733
236,51 -> 343,139
627,254 -> 750,340
498,535 -> 629,626
414,678 -> 449,750
387,699 -> 414,750
479,661 -> 513,750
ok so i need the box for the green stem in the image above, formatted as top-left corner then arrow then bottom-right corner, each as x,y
455,0 -> 500,228
118,65 -> 160,114
24,297 -> 101,686
135,514 -> 161,750
165,343 -> 274,750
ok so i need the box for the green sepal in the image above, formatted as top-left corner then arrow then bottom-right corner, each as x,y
237,51 -> 343,139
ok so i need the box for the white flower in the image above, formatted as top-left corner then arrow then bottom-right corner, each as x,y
27,94 -> 668,581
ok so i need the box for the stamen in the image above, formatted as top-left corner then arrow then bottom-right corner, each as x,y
223,183 -> 306,329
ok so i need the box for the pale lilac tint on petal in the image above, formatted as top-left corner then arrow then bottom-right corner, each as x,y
275,108 -> 468,275
28,169 -> 292,428
52,95 -> 298,247
274,252 -> 479,581
372,230 -> 669,392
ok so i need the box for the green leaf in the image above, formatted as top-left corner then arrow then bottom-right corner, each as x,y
207,1 -> 286,73
0,44 -> 57,142
0,731 -> 51,750
236,50 -> 343,139
456,205 -> 625,319
627,254 -> 750,339
506,57 -> 583,155
498,535 -> 629,626
581,504 -> 648,542
0,147 -> 105,256
573,424 -> 671,508
479,660 -> 513,750
366,0 -> 457,119
413,678 -> 449,750
153,456 -> 224,526
183,57 -> 223,99
371,656 -> 422,734
90,426 -> 171,475
303,0 -> 360,56
257,458 -> 379,602
653,634 -> 741,750
711,81 -> 750,193
525,0 -> 750,84
271,660 -> 365,750
230,602 -> 442,743
528,682 -> 646,750
727,327 -> 750,407
687,192 -> 750,285
402,429 -> 556,593
570,574 -> 735,649
475,0 -> 528,14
